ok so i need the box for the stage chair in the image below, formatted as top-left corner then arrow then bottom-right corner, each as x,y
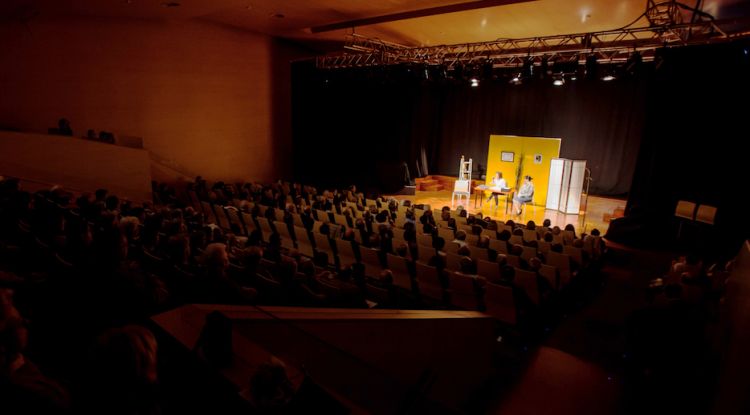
451,180 -> 471,208
674,200 -> 697,238
516,192 -> 536,217
695,204 -> 717,225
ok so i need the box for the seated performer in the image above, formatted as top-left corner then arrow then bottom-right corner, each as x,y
486,172 -> 507,207
512,175 -> 534,214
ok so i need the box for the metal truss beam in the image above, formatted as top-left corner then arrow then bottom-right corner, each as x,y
316,14 -> 748,70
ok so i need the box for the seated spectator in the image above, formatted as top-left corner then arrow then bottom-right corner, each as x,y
244,358 -> 294,412
0,296 -> 70,414
80,325 -> 159,415
453,230 -> 467,248
56,118 -> 73,136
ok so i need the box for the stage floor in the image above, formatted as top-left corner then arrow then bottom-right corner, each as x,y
384,190 -> 624,235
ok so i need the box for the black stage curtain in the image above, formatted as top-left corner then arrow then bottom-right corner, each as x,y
623,41 -> 750,252
292,40 -> 749,250
292,61 -> 647,196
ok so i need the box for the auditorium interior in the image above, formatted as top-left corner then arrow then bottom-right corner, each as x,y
1,0 -> 750,414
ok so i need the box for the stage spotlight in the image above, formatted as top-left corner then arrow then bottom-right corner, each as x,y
552,73 -> 565,86
602,72 -> 616,81
470,77 -> 479,87
510,72 -> 522,85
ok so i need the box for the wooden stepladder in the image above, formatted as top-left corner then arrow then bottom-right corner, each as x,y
452,155 -> 472,207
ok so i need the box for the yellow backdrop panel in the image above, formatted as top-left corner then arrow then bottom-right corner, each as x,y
485,135 -> 561,207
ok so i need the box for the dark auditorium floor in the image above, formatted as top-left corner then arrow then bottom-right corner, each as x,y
483,243 -> 717,415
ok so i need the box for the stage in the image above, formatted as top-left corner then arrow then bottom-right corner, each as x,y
385,189 -> 624,235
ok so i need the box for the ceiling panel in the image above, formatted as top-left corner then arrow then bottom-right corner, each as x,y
1,0 -> 747,51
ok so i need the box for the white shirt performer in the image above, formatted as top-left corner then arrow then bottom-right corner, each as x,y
486,172 -> 507,206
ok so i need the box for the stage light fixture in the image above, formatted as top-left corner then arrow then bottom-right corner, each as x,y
453,63 -> 465,81
585,54 -> 598,80
625,51 -> 642,75
510,73 -> 522,85
470,77 -> 479,87
482,59 -> 495,80
552,73 -> 565,86
522,58 -> 534,78
540,56 -> 549,79
602,73 -> 616,81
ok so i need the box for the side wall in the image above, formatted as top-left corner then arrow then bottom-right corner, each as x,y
0,131 -> 152,201
0,16 -> 306,183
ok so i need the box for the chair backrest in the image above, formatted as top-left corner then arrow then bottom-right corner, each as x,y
521,246 -> 537,262
562,245 -> 583,266
505,254 -> 521,268
386,253 -> 412,290
418,246 -> 435,264
695,204 -> 717,225
484,283 -> 516,325
417,234 -> 433,247
538,264 -> 558,290
477,259 -> 500,282
449,272 -> 482,310
445,252 -> 463,271
360,247 -> 382,269
514,268 -> 540,304
438,227 -> 455,242
415,261 -> 443,300
509,235 -> 523,246
545,251 -> 571,286
489,239 -> 508,254
522,229 -> 537,242
453,180 -> 470,193
674,200 -> 697,220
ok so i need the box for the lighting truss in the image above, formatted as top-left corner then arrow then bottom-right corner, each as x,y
315,9 -> 749,70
